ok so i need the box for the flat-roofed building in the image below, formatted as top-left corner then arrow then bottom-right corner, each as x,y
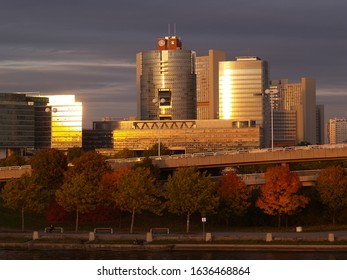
105,119 -> 262,155
328,118 -> 347,144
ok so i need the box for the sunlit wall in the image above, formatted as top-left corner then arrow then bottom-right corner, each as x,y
43,95 -> 82,150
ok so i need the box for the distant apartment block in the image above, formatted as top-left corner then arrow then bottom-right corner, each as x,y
328,118 -> 347,144
270,77 -> 317,145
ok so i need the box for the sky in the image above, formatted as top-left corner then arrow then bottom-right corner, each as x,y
0,0 -> 346,129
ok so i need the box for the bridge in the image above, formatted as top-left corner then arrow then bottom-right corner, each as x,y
0,165 -> 32,182
106,144 -> 347,170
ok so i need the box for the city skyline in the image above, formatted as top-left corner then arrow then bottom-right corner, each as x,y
0,0 -> 346,127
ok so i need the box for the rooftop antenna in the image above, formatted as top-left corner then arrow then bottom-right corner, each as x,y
174,23 -> 176,36
168,23 -> 171,37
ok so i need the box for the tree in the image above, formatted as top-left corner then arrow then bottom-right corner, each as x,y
316,165 -> 347,226
29,149 -> 68,197
216,170 -> 251,226
0,155 -> 27,167
142,143 -> 172,157
1,173 -> 46,231
56,174 -> 100,232
256,165 -> 309,227
164,167 -> 219,233
113,148 -> 135,159
111,167 -> 161,233
64,151 -> 111,186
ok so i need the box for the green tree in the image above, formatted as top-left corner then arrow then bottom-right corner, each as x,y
111,167 -> 161,233
216,170 -> 251,226
56,174 -> 100,232
316,165 -> 347,226
164,167 -> 219,233
1,173 -> 46,231
256,165 -> 309,227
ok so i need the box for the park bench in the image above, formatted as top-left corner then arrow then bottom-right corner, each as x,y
93,228 -> 113,234
150,228 -> 169,235
44,226 -> 63,233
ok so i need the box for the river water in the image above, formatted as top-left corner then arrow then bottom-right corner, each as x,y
1,249 -> 347,260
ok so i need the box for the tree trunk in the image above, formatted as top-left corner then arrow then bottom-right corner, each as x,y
278,214 -> 281,228
130,208 -> 135,234
186,212 -> 190,233
21,207 -> 25,232
75,208 -> 79,232
333,210 -> 336,227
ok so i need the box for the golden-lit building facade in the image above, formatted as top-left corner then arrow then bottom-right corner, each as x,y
219,56 -> 269,126
44,95 -> 82,150
110,119 -> 262,154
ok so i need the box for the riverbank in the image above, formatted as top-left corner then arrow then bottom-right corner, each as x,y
2,229 -> 347,252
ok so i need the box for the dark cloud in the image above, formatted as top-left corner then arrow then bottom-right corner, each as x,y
0,0 -> 346,129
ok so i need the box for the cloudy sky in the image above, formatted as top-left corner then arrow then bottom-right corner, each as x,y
0,0 -> 346,128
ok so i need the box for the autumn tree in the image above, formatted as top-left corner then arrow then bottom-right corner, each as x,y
216,170 -> 251,226
316,165 -> 347,226
256,165 -> 309,227
1,173 -> 46,231
164,167 -> 219,233
111,167 -> 161,233
29,149 -> 68,197
142,143 -> 172,157
56,174 -> 100,232
64,151 -> 111,186
0,154 -> 27,167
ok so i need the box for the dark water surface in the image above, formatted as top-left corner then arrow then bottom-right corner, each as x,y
1,249 -> 347,260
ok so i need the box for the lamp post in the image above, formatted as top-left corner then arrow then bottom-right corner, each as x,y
152,97 -> 166,157
264,88 -> 279,151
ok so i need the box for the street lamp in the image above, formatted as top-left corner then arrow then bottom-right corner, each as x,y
264,88 -> 279,151
152,97 -> 166,157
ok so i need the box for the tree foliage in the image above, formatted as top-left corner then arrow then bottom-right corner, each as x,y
216,170 -> 251,225
142,143 -> 172,157
29,149 -> 68,195
316,165 -> 347,225
0,155 -> 27,167
164,167 -> 219,233
56,173 -> 100,232
111,167 -> 161,233
65,151 -> 111,186
256,165 -> 309,227
1,173 -> 46,231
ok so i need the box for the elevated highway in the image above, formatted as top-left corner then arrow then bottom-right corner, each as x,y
107,144 -> 347,170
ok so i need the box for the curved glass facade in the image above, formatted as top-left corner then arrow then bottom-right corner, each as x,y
137,49 -> 196,120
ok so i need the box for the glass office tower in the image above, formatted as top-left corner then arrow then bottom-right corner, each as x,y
0,92 -> 51,155
137,36 -> 196,120
219,56 -> 269,127
43,95 -> 82,150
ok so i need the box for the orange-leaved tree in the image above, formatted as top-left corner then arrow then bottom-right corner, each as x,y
316,165 -> 347,226
256,165 -> 309,227
215,170 -> 251,226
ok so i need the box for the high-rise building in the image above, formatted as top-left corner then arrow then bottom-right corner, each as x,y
327,118 -> 347,144
219,56 -> 269,125
196,50 -> 226,119
0,92 -> 51,156
270,78 -> 317,145
316,104 -> 325,144
41,95 -> 82,150
137,35 -> 196,120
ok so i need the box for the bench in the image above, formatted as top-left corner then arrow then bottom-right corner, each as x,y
93,228 -> 113,234
44,227 -> 63,233
150,228 -> 169,234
